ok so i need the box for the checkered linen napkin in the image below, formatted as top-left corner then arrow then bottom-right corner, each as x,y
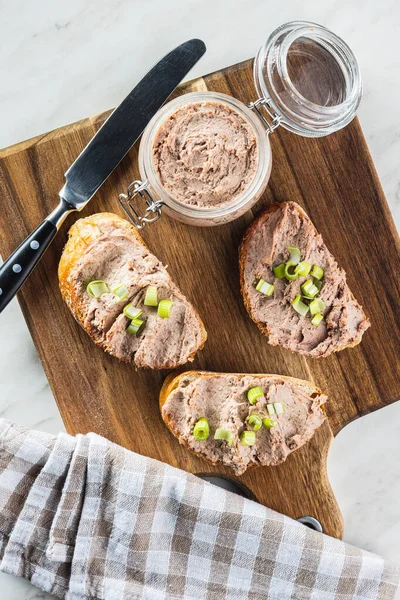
0,419 -> 398,600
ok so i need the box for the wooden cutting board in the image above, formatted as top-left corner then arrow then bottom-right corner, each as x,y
1,59 -> 399,539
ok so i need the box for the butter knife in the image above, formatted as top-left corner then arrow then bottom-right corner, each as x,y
0,39 -> 206,313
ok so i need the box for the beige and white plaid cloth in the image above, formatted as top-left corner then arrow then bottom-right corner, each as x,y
0,419 -> 398,600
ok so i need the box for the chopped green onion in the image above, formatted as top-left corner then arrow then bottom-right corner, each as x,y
274,402 -> 285,414
112,283 -> 129,301
87,280 -> 109,298
263,417 -> 277,429
311,313 -> 324,327
246,414 -> 263,431
240,430 -> 256,446
301,279 -> 319,299
158,299 -> 173,318
256,279 -> 275,296
126,317 -> 145,336
193,418 -> 209,441
273,263 -> 286,279
267,403 -> 275,415
123,303 -> 143,320
294,261 -> 312,278
313,279 -> 323,292
311,265 -> 324,280
292,295 -> 310,317
309,298 -> 326,316
144,285 -> 158,306
247,387 -> 264,405
214,428 -> 233,446
287,246 -> 301,265
284,262 -> 299,281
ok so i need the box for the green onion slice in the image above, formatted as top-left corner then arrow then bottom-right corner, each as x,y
126,317 -> 145,336
287,246 -> 301,265
267,403 -> 275,415
158,299 -> 173,318
246,414 -> 263,431
309,298 -> 326,316
301,279 -> 319,299
193,418 -> 209,441
311,313 -> 324,327
123,303 -> 143,320
112,283 -> 129,301
313,278 -> 323,292
274,402 -> 285,414
311,265 -> 324,280
214,428 -> 233,446
247,386 -> 264,405
87,280 -> 109,298
294,261 -> 311,278
263,417 -> 277,429
292,295 -> 310,317
240,430 -> 256,446
144,285 -> 158,307
273,263 -> 286,279
284,262 -> 299,281
256,279 -> 275,296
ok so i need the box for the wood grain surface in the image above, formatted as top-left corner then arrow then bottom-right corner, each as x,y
0,59 -> 399,540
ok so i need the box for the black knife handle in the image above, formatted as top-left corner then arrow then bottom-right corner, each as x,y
0,219 -> 57,313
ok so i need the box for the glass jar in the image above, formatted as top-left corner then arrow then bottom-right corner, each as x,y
119,21 -> 362,228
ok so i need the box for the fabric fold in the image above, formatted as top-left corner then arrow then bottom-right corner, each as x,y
0,418 -> 398,600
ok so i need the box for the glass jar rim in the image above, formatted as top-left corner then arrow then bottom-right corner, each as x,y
138,91 -> 271,220
254,21 -> 362,136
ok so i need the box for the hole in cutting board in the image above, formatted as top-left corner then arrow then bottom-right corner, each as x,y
197,474 -> 256,501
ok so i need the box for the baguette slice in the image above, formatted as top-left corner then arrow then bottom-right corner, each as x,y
239,202 -> 370,358
59,213 -> 207,368
160,370 -> 327,475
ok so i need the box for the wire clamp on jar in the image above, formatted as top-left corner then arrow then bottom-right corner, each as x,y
248,98 -> 282,135
119,180 -> 164,229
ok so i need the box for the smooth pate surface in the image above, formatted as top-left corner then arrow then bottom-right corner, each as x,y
68,221 -> 204,368
162,372 -> 326,475
152,101 -> 258,208
242,202 -> 370,358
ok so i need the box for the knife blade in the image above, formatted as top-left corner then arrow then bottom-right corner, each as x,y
0,39 -> 206,314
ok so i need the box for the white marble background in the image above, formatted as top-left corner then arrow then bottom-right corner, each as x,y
0,0 -> 399,597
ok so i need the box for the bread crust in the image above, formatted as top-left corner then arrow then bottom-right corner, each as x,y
160,370 -> 326,470
58,213 -> 207,366
239,201 -> 364,355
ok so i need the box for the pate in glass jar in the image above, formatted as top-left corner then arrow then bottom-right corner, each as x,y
120,21 -> 362,228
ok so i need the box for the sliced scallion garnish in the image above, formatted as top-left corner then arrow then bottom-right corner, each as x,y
292,295 -> 310,317
112,283 -> 129,301
311,313 -> 324,326
294,261 -> 311,278
87,280 -> 109,298
158,299 -> 173,318
247,387 -> 264,405
273,263 -> 286,279
193,418 -> 209,441
274,402 -> 285,414
311,265 -> 324,280
284,262 -> 299,281
144,285 -> 158,307
301,279 -> 319,299
246,414 -> 263,431
267,403 -> 275,415
309,298 -> 326,316
240,430 -> 256,446
313,279 -> 323,292
123,303 -> 143,320
256,279 -> 274,296
126,317 -> 145,336
263,417 -> 277,429
287,246 -> 301,265
214,428 -> 233,446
